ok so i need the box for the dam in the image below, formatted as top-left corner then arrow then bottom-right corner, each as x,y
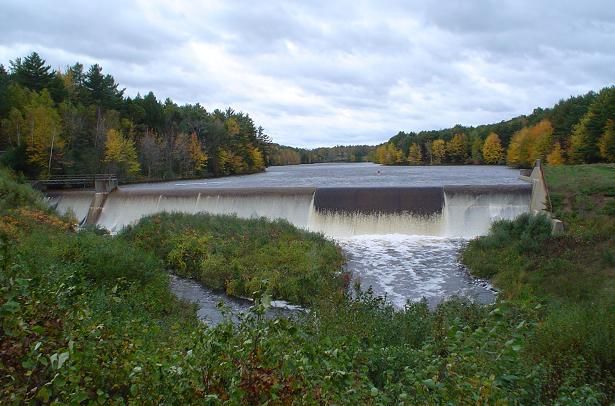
48,163 -> 531,308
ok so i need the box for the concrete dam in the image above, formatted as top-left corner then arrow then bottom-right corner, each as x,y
48,184 -> 531,238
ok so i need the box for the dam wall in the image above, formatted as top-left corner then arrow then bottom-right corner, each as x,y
48,184 -> 531,238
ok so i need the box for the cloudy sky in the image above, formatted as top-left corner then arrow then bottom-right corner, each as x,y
1,1 -> 614,147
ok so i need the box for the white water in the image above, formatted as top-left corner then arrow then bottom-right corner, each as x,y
52,182 -> 529,308
47,191 -> 95,224
92,191 -> 529,239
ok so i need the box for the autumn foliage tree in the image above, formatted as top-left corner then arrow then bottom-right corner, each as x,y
103,129 -> 140,177
407,143 -> 422,165
446,133 -> 469,164
598,119 -> 615,162
374,143 -> 404,165
482,133 -> 504,164
546,142 -> 565,166
506,120 -> 553,167
189,132 -> 208,174
23,90 -> 64,176
431,139 -> 446,164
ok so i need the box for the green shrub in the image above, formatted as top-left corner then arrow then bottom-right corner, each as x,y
120,212 -> 345,305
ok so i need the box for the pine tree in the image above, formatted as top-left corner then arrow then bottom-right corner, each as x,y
10,52 -> 54,92
482,133 -> 504,164
569,112 -> 594,164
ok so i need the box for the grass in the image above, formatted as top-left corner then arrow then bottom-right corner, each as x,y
462,164 -> 615,402
2,164 -> 614,403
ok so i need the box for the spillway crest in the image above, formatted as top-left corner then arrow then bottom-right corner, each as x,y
49,185 -> 531,238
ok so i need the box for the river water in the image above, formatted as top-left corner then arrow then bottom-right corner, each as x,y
124,163 -> 526,190
156,163 -> 525,319
51,163 -> 526,321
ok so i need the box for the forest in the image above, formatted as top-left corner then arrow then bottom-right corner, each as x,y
0,52 -> 271,180
268,143 -> 374,166
374,86 -> 615,167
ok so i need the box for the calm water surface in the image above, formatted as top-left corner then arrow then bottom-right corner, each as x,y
126,163 -> 525,190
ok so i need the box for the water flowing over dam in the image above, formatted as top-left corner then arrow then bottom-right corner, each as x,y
47,164 -> 531,309
49,184 -> 530,239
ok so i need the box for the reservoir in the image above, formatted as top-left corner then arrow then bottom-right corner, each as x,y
49,163 -> 530,317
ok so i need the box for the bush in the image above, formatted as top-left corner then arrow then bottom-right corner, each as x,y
120,212 -> 345,305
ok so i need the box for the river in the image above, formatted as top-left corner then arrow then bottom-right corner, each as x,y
52,163 -> 527,321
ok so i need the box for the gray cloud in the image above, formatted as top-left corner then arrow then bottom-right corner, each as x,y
1,0 -> 613,147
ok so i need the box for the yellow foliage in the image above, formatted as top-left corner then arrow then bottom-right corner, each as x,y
248,144 -> 265,170
598,119 -> 615,162
189,133 -> 208,171
407,143 -> 422,165
506,119 -> 553,167
446,133 -> 468,163
374,143 -> 404,165
482,133 -> 504,164
431,139 -> 446,164
225,118 -> 240,136
546,143 -> 565,166
104,129 -> 140,176
24,91 -> 64,175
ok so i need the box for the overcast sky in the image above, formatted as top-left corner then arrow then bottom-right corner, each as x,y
1,1 -> 614,147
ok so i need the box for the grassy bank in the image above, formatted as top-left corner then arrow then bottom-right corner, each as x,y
463,164 -> 615,402
2,166 -> 614,403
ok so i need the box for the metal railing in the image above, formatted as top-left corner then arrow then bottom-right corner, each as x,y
32,174 -> 117,189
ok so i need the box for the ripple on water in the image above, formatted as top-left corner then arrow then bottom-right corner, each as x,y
337,235 -> 496,308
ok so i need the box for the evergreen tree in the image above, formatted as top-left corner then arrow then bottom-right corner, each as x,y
10,52 -> 54,92
83,64 -> 124,110
470,136 -> 483,164
0,65 -> 10,117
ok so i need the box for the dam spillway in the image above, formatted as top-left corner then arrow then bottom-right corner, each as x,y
46,164 -> 532,308
49,184 -> 531,238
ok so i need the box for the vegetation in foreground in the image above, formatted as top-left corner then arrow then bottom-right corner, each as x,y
1,165 -> 614,404
119,212 -> 345,306
463,164 -> 615,402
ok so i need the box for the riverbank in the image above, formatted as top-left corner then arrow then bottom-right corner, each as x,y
462,164 -> 614,401
2,166 -> 613,403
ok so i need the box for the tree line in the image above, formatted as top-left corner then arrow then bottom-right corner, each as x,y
268,144 -> 374,166
0,52 -> 271,179
374,86 -> 615,167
